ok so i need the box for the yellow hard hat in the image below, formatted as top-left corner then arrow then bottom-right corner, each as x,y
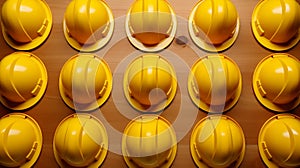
122,115 -> 177,168
59,54 -> 112,111
258,114 -> 300,168
125,0 -> 177,52
253,53 -> 300,112
0,113 -> 42,168
53,114 -> 108,167
190,115 -> 245,168
251,0 -> 300,51
123,54 -> 177,112
0,52 -> 48,110
64,0 -> 114,52
1,0 -> 52,50
189,0 -> 240,52
188,55 -> 242,112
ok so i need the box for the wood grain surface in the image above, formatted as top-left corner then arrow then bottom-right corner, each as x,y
0,0 -> 299,167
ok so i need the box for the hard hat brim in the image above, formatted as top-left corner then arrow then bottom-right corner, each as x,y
1,0 -> 52,51
59,54 -> 113,112
125,6 -> 177,52
188,1 -> 240,52
258,114 -> 300,168
123,56 -> 177,113
0,52 -> 48,110
53,114 -> 108,168
63,1 -> 114,52
122,115 -> 177,168
252,54 -> 300,112
251,0 -> 300,51
188,56 -> 242,113
190,115 -> 245,168
0,113 -> 42,168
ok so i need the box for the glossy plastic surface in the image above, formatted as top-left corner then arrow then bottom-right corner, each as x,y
53,114 -> 108,168
189,0 -> 240,52
123,54 -> 177,112
188,55 -> 242,112
0,113 -> 42,168
258,114 -> 300,168
190,115 -> 245,168
0,52 -> 48,110
1,0 -> 52,50
251,0 -> 300,51
122,115 -> 177,168
63,0 -> 114,52
59,54 -> 112,111
253,53 -> 300,112
125,0 -> 177,52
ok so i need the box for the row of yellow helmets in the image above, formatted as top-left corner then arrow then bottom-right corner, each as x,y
1,0 -> 299,52
0,112 -> 300,168
0,52 -> 299,112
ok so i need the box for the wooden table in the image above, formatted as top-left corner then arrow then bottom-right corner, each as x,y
0,0 -> 299,167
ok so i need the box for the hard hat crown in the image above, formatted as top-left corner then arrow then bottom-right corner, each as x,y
122,115 -> 177,168
129,0 -> 173,46
0,114 -> 42,168
258,55 -> 300,104
259,114 -> 300,167
188,55 -> 242,112
2,0 -> 49,43
189,0 -> 240,52
251,0 -> 300,51
255,0 -> 300,44
0,52 -> 48,110
65,0 -> 110,44
53,114 -> 108,167
123,55 -> 177,112
1,0 -> 52,50
253,54 -> 300,112
193,0 -> 238,45
190,115 -> 245,168
59,54 -> 112,111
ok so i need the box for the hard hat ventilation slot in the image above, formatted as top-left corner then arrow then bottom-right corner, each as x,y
26,141 -> 38,160
255,20 -> 265,36
95,143 -> 104,161
193,143 -> 202,160
256,80 -> 267,97
262,141 -> 272,160
31,78 -> 43,96
99,80 -> 108,97
191,77 -> 200,98
101,21 -> 110,37
37,19 -> 49,36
